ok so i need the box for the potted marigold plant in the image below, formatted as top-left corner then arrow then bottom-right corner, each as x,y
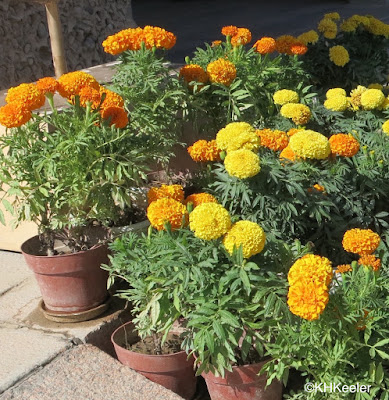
0,72 -> 151,320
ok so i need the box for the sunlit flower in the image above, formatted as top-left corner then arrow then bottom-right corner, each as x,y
184,193 -> 218,208
187,139 -> 221,162
358,254 -> 381,271
275,35 -> 298,55
349,85 -> 367,108
324,95 -> 348,112
143,26 -> 176,50
221,26 -> 238,37
231,28 -> 252,46
147,184 -> 184,204
100,106 -> 129,128
77,86 -> 101,108
179,64 -> 208,89
253,37 -> 276,54
280,103 -> 311,125
335,264 -> 353,274
207,58 -> 237,86
147,198 -> 188,231
6,83 -> 45,111
0,103 -> 32,128
289,130 -> 331,160
224,149 -> 261,179
326,88 -> 347,99
342,228 -> 381,256
273,89 -> 299,105
360,89 -> 385,110
57,71 -> 100,99
36,77 -> 59,95
329,45 -> 349,67
279,146 -> 296,162
100,87 -> 125,108
216,122 -> 259,152
382,120 -> 389,135
256,129 -> 289,151
290,42 -> 308,56
329,134 -> 360,157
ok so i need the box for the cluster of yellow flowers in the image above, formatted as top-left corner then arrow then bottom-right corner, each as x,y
340,14 -> 389,37
318,13 -> 339,39
287,254 -> 333,321
329,45 -> 349,67
102,26 -> 176,55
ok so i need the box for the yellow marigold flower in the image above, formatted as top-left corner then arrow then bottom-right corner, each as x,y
6,83 -> 45,111
187,139 -> 221,162
326,88 -> 347,99
189,203 -> 231,240
288,254 -> 333,287
335,264 -> 353,274
216,122 -> 259,152
288,279 -> 329,321
147,198 -> 188,231
382,120 -> 389,135
280,103 -> 311,125
329,45 -> 349,67
329,133 -> 360,157
223,220 -> 266,258
378,98 -> 389,111
100,87 -> 125,108
0,103 -> 32,128
100,106 -> 129,128
253,37 -> 276,54
231,28 -> 252,46
368,83 -> 383,90
366,16 -> 389,36
179,64 -> 208,87
350,85 -> 367,108
279,146 -> 296,162
358,254 -> 381,271
342,228 -> 380,256
211,40 -> 222,47
286,128 -> 300,137
289,130 -> 331,160
143,26 -> 176,50
256,129 -> 289,151
224,149 -> 261,179
57,71 -> 100,99
340,18 -> 358,32
78,86 -> 101,108
324,95 -> 348,112
318,18 -> 337,36
147,184 -> 184,204
360,89 -> 385,110
275,35 -> 298,55
221,26 -> 238,37
324,12 -> 340,20
36,77 -> 58,95
184,193 -> 218,208
273,89 -> 299,105
207,58 -> 237,87
297,30 -> 319,45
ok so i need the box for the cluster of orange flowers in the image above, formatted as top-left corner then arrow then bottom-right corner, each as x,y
221,26 -> 252,46
102,26 -> 176,55
253,35 -> 307,56
179,64 -> 208,89
187,139 -> 221,162
207,58 -> 237,86
146,184 -> 217,231
256,128 -> 289,151
329,133 -> 360,157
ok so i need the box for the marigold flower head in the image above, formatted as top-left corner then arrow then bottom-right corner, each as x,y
310,184 -> 325,193
286,128 -> 300,137
184,193 -> 218,208
288,254 -> 333,287
324,12 -> 340,21
212,40 -> 222,47
382,120 -> 389,135
102,27 -> 142,54
100,87 -> 125,108
340,18 -> 358,32
256,129 -> 289,151
360,89 -> 385,110
189,203 -> 231,240
77,86 -> 101,108
231,28 -> 252,46
179,64 -> 208,87
0,103 -> 32,128
366,16 -> 389,36
224,149 -> 260,179
207,58 -> 237,86
324,95 -> 348,112
147,198 -> 188,231
187,139 -> 221,162
57,71 -> 100,99
335,264 -> 353,274
289,130 -> 331,160
326,88 -> 347,99
280,103 -> 311,125
223,220 -> 266,258
342,228 -> 380,256
358,254 -> 381,271
216,122 -> 259,152
288,279 -> 329,321
100,106 -> 129,128
279,146 -> 296,162
329,134 -> 360,157
275,35 -> 298,55
318,18 -> 338,39
6,83 -> 45,111
290,42 -> 308,56
147,184 -> 184,204
143,26 -> 176,50
273,89 -> 299,105
36,77 -> 59,95
329,45 -> 349,67
221,25 -> 238,37
297,30 -> 319,45
253,37 -> 276,54
350,85 -> 367,108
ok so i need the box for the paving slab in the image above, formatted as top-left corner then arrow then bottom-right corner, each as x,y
0,344 -> 185,400
0,252 -> 32,296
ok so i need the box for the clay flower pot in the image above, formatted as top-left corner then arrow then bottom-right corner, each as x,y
21,235 -> 109,319
201,360 -> 283,400
111,321 -> 197,400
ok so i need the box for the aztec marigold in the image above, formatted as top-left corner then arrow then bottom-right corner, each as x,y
335,264 -> 353,274
329,46 -> 349,67
207,58 -> 237,86
230,28 -> 252,46
289,130 -> 331,160
77,86 -> 101,109
147,184 -> 184,204
6,83 -> 45,111
326,88 -> 347,99
100,106 -> 129,128
279,146 -> 296,162
142,26 -> 176,50
0,103 -> 32,128
280,103 -> 311,125
221,25 -> 238,37
358,254 -> 381,271
187,139 -> 221,162
57,71 -> 100,99
318,18 -> 338,39
360,89 -> 385,110
297,30 -> 319,45
224,149 -> 261,179
349,85 -> 367,108
275,35 -> 298,55
184,193 -> 218,208
223,220 -> 266,258
329,134 -> 360,157
342,228 -> 381,256
324,95 -> 349,112
147,198 -> 188,231
256,129 -> 289,151
290,42 -> 308,56
36,77 -> 59,95
253,37 -> 276,54
216,122 -> 259,153
179,64 -> 208,87
273,89 -> 299,105
382,120 -> 389,135
100,87 -> 125,108
189,203 -> 231,240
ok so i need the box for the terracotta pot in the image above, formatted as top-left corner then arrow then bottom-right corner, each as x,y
111,322 -> 197,400
201,361 -> 283,400
21,235 -> 109,314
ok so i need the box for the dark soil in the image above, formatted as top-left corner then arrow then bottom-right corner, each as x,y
109,205 -> 146,227
126,333 -> 182,355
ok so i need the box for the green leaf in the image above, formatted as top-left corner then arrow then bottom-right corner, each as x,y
212,320 -> 226,341
2,199 -> 14,215
240,268 -> 251,294
0,209 -> 5,225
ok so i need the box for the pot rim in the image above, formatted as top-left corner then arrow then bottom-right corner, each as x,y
111,321 -> 189,359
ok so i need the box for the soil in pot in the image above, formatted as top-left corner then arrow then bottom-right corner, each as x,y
127,333 -> 182,355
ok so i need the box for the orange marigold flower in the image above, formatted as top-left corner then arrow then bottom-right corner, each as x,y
290,42 -> 308,56
179,64 -> 208,87
211,40 -> 222,47
276,35 -> 298,55
342,228 -> 381,256
329,133 -> 360,157
102,27 -> 144,54
0,103 -> 32,128
78,86 -> 101,108
143,26 -> 176,50
221,25 -> 238,37
184,193 -> 218,208
288,279 -> 329,321
207,58 -> 237,86
358,254 -> 381,271
256,129 -> 289,151
36,77 -> 58,95
187,139 -> 221,162
57,71 -> 100,99
147,198 -> 188,231
231,28 -> 252,46
147,184 -> 185,204
6,83 -> 45,111
279,146 -> 296,162
336,264 -> 353,273
288,254 -> 333,287
253,37 -> 276,55
287,128 -> 300,137
307,184 -> 326,194
100,106 -> 129,128
100,87 -> 125,108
